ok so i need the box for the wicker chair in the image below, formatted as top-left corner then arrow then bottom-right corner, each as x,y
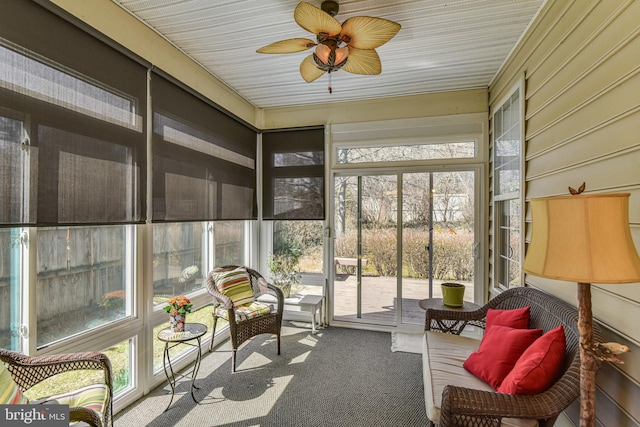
0,349 -> 113,427
206,265 -> 284,372
424,286 -> 604,427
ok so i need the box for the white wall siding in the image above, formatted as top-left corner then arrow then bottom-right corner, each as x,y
490,0 -> 640,425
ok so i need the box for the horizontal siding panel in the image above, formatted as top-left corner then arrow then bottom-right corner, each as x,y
525,152 -> 640,200
526,112 -> 640,177
526,104 -> 640,163
526,71 -> 640,149
527,37 -> 640,138
600,327 -> 640,391
528,277 -> 640,348
594,281 -> 640,305
594,386 -> 639,427
565,391 -> 639,427
526,0 -> 637,112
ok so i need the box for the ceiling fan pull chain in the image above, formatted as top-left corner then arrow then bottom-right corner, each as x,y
328,71 -> 332,93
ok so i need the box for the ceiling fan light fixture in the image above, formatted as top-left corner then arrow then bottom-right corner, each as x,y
256,1 -> 401,92
314,44 -> 348,67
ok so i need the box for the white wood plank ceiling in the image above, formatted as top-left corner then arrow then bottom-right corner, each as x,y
113,0 -> 545,109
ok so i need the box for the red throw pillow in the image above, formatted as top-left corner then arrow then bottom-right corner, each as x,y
497,325 -> 566,395
463,325 -> 543,389
486,306 -> 530,331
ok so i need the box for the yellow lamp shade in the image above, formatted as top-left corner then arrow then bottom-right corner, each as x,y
523,193 -> 640,284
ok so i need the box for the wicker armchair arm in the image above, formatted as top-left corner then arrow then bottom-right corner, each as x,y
266,282 -> 285,314
208,286 -> 234,310
439,385 -> 561,426
0,349 -> 112,392
69,406 -> 104,427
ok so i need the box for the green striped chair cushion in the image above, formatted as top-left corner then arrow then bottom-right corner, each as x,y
0,363 -> 28,404
216,302 -> 274,322
37,383 -> 108,423
212,267 -> 256,307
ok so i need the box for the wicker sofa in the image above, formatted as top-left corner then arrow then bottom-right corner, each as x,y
422,286 -> 603,427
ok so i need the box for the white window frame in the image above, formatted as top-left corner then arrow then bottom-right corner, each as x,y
492,79 -> 525,292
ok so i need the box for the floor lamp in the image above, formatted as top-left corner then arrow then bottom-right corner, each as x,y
523,191 -> 640,427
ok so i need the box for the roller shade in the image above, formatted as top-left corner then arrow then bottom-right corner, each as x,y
151,73 -> 257,221
262,127 -> 325,220
0,0 -> 146,226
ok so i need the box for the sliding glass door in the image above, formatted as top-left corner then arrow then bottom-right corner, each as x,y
332,169 -> 479,328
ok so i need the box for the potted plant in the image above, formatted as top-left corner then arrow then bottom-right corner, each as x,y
267,253 -> 301,298
164,295 -> 193,332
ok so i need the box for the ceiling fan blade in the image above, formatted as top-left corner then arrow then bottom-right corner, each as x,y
300,55 -> 326,82
257,38 -> 316,54
294,1 -> 342,36
341,16 -> 401,49
341,47 -> 382,75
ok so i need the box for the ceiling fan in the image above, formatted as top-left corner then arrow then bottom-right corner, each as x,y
256,1 -> 401,93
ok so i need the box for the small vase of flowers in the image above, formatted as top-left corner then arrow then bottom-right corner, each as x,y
164,295 -> 193,332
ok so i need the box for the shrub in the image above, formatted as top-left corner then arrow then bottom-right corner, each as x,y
363,231 -> 397,276
334,228 -> 473,281
431,232 -> 474,280
402,230 -> 430,278
100,290 -> 125,312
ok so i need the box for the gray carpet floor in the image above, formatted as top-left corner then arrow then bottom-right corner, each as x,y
115,322 -> 428,426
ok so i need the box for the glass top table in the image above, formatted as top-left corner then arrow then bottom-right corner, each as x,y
157,322 -> 208,411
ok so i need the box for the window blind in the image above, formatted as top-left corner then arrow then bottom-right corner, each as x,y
151,73 -> 257,222
0,0 -> 147,226
262,127 -> 325,220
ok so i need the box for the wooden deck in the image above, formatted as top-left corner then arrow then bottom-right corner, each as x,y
295,274 -> 474,328
333,274 -> 473,326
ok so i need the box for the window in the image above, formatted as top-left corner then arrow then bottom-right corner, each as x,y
36,226 -> 134,347
152,220 -> 248,306
151,220 -> 247,373
337,141 -> 475,164
0,228 -> 24,352
152,222 -> 206,305
267,220 -> 324,297
493,88 -> 523,290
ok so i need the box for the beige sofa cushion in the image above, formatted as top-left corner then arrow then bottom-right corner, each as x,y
422,331 -> 537,427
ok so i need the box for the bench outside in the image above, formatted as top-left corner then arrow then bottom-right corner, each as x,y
334,257 -> 368,275
334,257 -> 367,267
